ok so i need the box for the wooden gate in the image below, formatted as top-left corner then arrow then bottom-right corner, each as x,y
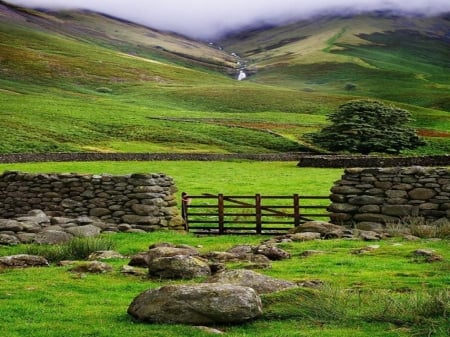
181,193 -> 330,235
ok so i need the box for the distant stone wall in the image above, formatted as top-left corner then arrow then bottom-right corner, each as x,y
329,167 -> 450,229
0,171 -> 184,231
298,155 -> 450,168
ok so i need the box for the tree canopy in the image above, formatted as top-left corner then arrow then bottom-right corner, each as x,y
310,100 -> 425,154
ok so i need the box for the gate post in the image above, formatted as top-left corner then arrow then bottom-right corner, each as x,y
218,194 -> 224,234
181,192 -> 190,231
293,194 -> 300,227
255,194 -> 262,234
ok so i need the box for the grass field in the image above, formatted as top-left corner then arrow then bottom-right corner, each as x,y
0,161 -> 449,336
1,8 -> 450,155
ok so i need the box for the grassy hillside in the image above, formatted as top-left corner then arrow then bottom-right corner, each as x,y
1,2 -> 449,155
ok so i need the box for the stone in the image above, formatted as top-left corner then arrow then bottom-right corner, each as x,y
358,231 -> 381,241
148,255 -> 211,279
358,205 -> 381,213
69,261 -> 113,273
128,283 -> 263,325
254,244 -> 291,260
34,230 -> 73,244
120,265 -> 147,276
131,204 -> 158,216
355,222 -> 384,232
330,186 -> 362,194
128,252 -> 149,267
122,215 -> 160,225
147,245 -> 200,263
328,203 -> 359,213
205,269 -> 297,295
289,221 -> 345,236
381,205 -> 413,216
88,250 -> 124,260
0,254 -> 49,268
226,245 -> 254,257
202,251 -> 240,263
65,225 -> 101,238
0,219 -> 23,232
290,232 -> 321,241
408,188 -> 437,200
348,196 -> 384,205
16,210 -> 50,224
0,233 -> 20,245
89,208 -> 111,217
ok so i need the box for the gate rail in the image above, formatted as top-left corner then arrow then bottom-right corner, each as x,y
181,193 -> 330,235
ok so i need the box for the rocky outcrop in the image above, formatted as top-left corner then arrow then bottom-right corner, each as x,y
128,284 -> 263,325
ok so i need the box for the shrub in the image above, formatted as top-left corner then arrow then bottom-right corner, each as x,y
308,99 -> 426,154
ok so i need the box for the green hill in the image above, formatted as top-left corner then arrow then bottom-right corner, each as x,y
1,1 -> 449,155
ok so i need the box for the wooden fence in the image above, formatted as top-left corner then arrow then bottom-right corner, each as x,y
181,193 -> 330,235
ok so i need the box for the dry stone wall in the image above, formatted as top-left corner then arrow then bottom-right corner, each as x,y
0,171 -> 184,231
329,167 -> 450,229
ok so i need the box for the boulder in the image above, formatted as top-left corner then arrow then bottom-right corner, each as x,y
289,221 -> 344,236
147,245 -> 200,263
16,210 -> 50,224
0,254 -> 49,268
65,225 -> 101,238
204,269 -> 297,295
254,244 -> 291,261
88,250 -> 124,260
69,261 -> 113,273
0,219 -> 23,232
0,233 -> 20,245
290,232 -> 321,241
128,284 -> 262,325
148,255 -> 211,279
34,230 -> 73,244
128,252 -> 149,267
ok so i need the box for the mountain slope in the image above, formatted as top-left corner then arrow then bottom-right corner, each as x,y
220,12 -> 450,111
1,2 -> 449,155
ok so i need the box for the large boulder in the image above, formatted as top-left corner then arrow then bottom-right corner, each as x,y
65,225 -> 101,238
34,230 -> 73,244
204,269 -> 297,294
128,284 -> 263,325
148,255 -> 211,279
254,244 -> 291,261
0,254 -> 49,268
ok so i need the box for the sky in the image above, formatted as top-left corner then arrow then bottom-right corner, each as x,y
6,0 -> 450,39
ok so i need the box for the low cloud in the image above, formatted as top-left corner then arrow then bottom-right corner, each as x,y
6,0 -> 450,39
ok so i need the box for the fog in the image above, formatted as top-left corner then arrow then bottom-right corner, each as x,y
6,0 -> 450,39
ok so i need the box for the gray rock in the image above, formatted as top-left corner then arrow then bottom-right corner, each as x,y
382,205 -> 413,217
65,225 -> 101,238
0,254 -> 49,268
254,244 -> 291,260
0,233 -> 20,245
88,250 -> 124,260
0,219 -> 23,232
204,269 -> 297,294
128,283 -> 262,325
359,231 -> 381,241
148,255 -> 211,279
290,221 -> 345,236
408,188 -> 437,200
34,230 -> 73,244
69,261 -> 113,273
89,208 -> 111,217
16,210 -> 50,224
147,245 -> 200,263
290,232 -> 322,241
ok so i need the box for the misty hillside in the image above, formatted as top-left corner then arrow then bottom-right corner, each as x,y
1,1 -> 449,155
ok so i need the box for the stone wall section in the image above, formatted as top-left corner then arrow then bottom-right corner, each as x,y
0,171 -> 184,231
329,167 -> 450,229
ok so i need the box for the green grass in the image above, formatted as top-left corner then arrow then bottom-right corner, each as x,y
1,11 -> 450,155
1,231 -> 449,337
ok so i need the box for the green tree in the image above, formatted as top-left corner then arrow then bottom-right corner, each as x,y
310,100 -> 425,154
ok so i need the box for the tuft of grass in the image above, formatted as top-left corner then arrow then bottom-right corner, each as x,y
23,236 -> 116,262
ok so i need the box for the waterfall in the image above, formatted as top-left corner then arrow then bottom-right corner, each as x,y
238,70 -> 247,81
